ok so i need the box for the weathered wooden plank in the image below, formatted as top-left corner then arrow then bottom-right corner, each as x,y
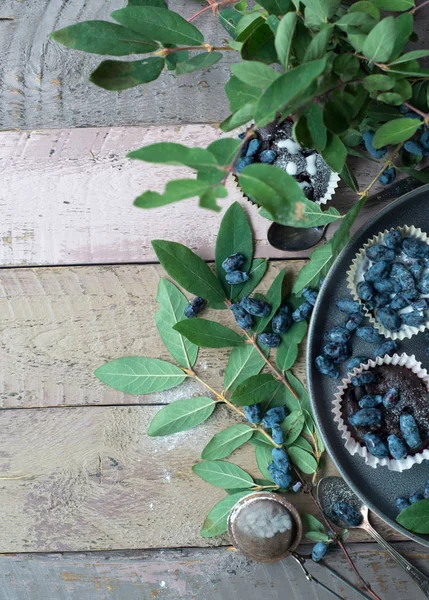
0,0 -> 235,131
0,261 -> 305,408
0,404 -> 407,553
0,125 -> 402,267
1,543 -> 427,600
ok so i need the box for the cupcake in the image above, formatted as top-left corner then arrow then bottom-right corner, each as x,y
347,225 -> 429,340
332,353 -> 429,471
235,119 -> 339,206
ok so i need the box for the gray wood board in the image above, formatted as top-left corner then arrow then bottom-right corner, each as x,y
0,0 -> 234,130
1,543 -> 428,600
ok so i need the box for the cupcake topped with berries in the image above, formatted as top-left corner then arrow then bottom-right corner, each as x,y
347,225 -> 429,340
236,119 -> 339,206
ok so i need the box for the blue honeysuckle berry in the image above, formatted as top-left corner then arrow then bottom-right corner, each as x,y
221,253 -> 245,273
401,312 -> 426,327
292,301 -> 313,322
366,244 -> 395,262
373,293 -> 391,308
323,341 -> 350,362
373,278 -> 401,294
384,229 -> 402,250
363,432 -> 389,458
359,394 -> 383,408
324,326 -> 350,344
396,497 -> 411,511
402,288 -> 420,301
272,447 -> 289,470
349,408 -> 383,428
356,326 -> 383,344
235,156 -> 253,172
347,356 -> 369,371
246,138 -> 261,157
391,263 -> 416,292
382,387 -> 400,408
357,281 -> 375,303
333,501 -> 362,526
259,149 -> 277,163
226,270 -> 249,284
364,260 -> 391,283
272,305 -> 293,334
267,462 -> 293,488
351,371 -> 375,386
244,404 -> 262,424
312,542 -> 329,562
258,332 -> 282,348
240,296 -> 271,317
410,492 -> 424,504
409,260 -> 426,280
404,140 -> 424,156
292,481 -> 302,493
390,294 -> 408,310
262,407 -> 288,429
345,313 -> 364,332
387,434 -> 407,460
412,298 -> 429,311
302,287 -> 319,306
420,129 -> 429,151
184,296 -> 206,318
424,479 -> 429,499
400,414 -> 422,449
230,303 -> 254,330
373,340 -> 398,360
377,307 -> 402,332
418,273 -> 429,294
378,166 -> 396,185
401,237 -> 429,259
336,298 -> 364,315
315,355 -> 339,379
271,424 -> 285,445
363,131 -> 387,159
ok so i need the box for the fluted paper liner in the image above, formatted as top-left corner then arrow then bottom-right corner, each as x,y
332,353 -> 429,471
346,225 -> 429,340
233,121 -> 339,207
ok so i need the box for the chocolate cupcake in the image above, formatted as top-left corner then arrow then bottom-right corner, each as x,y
332,353 -> 429,471
347,225 -> 429,340
235,119 -> 339,206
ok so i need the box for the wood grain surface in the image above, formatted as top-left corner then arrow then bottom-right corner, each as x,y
1,543 -> 426,600
0,125 -> 406,267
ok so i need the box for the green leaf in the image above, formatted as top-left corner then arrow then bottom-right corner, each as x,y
224,343 -> 268,391
193,460 -> 255,489
362,16 -> 397,63
396,166 -> 429,183
349,1 -> 380,20
231,61 -> 280,88
304,25 -> 333,62
225,76 -> 261,112
322,133 -> 347,173
373,0 -> 414,9
281,411 -> 305,445
50,20 -> 159,55
241,23 -> 277,65
293,436 -> 313,452
389,50 -> 429,66
253,268 -> 286,334
219,8 -> 242,38
302,0 -> 341,22
305,103 -> 327,151
340,162 -> 359,192
134,179 -> 226,209
220,103 -> 256,132
128,142 -> 219,170
236,14 -> 265,42
306,531 -> 330,542
128,0 -> 166,5
333,54 -> 360,81
147,396 -> 215,436
176,52 -> 223,74
95,357 -> 186,394
372,118 -> 421,149
164,46 -> 189,70
250,431 -> 276,448
201,491 -> 251,537
230,373 -> 280,406
377,92 -> 403,106
112,6 -> 204,45
363,74 -> 396,92
155,279 -> 198,368
288,446 -> 318,474
174,319 -> 244,348
254,57 -> 327,126
255,445 -> 274,481
207,139 -> 242,166
276,320 -> 307,372
233,258 -> 269,301
239,164 -> 340,227
89,57 -> 164,90
293,195 -> 366,294
275,12 -> 297,69
258,0 -> 292,16
202,425 -> 254,460
152,240 -> 226,305
391,12 -> 413,59
396,499 -> 429,533
335,12 -> 377,33
301,513 -> 325,533
267,15 -> 281,35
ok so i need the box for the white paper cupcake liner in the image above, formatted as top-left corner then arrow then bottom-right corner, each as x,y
233,121 -> 339,207
332,352 -> 429,471
347,225 -> 429,340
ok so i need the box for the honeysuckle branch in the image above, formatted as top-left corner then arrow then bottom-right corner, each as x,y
187,0 -> 239,22
358,143 -> 404,197
403,102 -> 429,124
155,44 -> 234,57
410,0 -> 429,13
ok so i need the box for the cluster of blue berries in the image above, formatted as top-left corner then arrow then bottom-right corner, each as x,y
235,135 -> 273,173
357,229 -> 429,332
184,296 -> 206,318
396,478 -> 429,512
221,252 -> 249,285
311,500 -> 362,561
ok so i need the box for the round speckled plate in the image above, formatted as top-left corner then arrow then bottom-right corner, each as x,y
307,184 -> 429,547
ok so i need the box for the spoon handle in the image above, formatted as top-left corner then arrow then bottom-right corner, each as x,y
364,523 -> 429,598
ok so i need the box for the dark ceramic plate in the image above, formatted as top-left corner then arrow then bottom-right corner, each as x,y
307,184 -> 429,547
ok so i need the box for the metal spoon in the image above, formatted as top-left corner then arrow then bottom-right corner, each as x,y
267,169 -> 429,252
317,476 -> 429,599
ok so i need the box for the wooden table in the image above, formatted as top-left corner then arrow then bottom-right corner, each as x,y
1,1 -> 429,598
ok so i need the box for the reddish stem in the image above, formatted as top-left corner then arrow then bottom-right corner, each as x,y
410,0 -> 429,13
187,0 -> 238,22
403,102 -> 429,122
